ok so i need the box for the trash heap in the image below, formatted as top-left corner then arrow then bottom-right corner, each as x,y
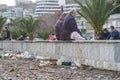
0,51 -> 82,68
0,51 -> 120,80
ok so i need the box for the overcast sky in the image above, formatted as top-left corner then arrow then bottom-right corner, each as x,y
0,0 -> 36,6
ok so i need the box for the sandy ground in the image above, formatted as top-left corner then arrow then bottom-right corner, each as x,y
0,58 -> 120,80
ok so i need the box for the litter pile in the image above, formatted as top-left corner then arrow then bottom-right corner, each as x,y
0,51 -> 120,80
0,51 -> 81,67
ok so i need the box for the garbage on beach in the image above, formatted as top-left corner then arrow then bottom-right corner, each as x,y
20,51 -> 35,59
57,56 -> 72,66
73,58 -> 81,67
57,56 -> 65,66
0,54 -> 2,59
39,60 -> 50,67
36,56 -> 44,60
3,53 -> 14,58
62,62 -> 72,66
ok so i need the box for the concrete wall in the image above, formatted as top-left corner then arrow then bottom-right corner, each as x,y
0,40 -> 120,71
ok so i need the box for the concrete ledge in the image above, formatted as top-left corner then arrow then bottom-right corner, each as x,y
0,40 -> 120,71
8,40 -> 120,43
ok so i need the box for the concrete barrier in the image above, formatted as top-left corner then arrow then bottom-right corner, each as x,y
0,40 -> 120,71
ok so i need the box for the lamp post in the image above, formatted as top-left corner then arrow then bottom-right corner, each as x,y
6,18 -> 11,28
59,0 -> 65,13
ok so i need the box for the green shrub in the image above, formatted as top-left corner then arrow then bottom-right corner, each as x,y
38,28 -> 53,40
11,29 -> 21,39
11,29 -> 27,40
19,29 -> 27,38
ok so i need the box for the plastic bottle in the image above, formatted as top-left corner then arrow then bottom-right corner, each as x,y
0,54 -> 2,59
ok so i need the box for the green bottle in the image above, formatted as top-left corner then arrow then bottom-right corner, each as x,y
0,54 -> 2,59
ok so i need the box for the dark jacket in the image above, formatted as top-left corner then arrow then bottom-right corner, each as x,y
6,29 -> 11,40
61,14 -> 82,40
55,19 -> 63,40
99,31 -> 110,40
109,30 -> 120,40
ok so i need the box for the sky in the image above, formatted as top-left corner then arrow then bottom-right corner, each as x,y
0,0 -> 36,6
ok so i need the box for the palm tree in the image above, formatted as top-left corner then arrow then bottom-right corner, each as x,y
19,16 -> 42,39
73,0 -> 120,39
112,0 -> 120,14
9,18 -> 22,28
0,16 -> 7,31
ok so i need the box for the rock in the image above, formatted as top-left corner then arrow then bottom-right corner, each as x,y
16,74 -> 21,77
39,77 -> 47,80
11,56 -> 17,60
9,68 -> 15,72
117,77 -> 120,80
87,66 -> 94,71
85,77 -> 93,80
49,59 -> 57,65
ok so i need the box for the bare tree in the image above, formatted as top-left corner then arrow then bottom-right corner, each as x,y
40,12 -> 61,31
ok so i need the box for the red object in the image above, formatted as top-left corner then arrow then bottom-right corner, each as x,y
49,35 -> 56,41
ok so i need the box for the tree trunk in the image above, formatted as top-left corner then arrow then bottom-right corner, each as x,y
28,33 -> 34,40
94,31 -> 100,40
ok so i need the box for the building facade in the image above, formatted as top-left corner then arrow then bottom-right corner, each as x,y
104,14 -> 120,31
34,0 -> 61,17
0,4 -> 7,12
65,0 -> 85,4
1,7 -> 31,19
63,4 -> 80,13
34,0 -> 85,17
15,0 -> 32,6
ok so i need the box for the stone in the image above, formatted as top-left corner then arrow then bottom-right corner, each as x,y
9,68 -> 15,72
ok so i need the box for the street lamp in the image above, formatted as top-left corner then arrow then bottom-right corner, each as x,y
6,18 -> 10,24
58,0 -> 65,13
6,18 -> 11,28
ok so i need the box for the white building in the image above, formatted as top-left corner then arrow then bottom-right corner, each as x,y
104,14 -> 120,31
14,8 -> 24,18
15,0 -> 32,6
34,0 -> 61,17
34,0 -> 82,17
2,8 -> 31,19
63,4 -> 80,13
2,10 -> 16,19
23,9 -> 32,17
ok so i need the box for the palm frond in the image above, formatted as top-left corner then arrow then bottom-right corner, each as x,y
0,16 -> 7,31
73,0 -> 120,31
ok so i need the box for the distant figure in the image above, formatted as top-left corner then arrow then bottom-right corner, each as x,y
55,13 -> 67,40
49,34 -> 56,41
61,9 -> 83,41
0,34 -> 3,41
17,35 -> 24,41
5,27 -> 11,40
99,28 -> 110,40
109,26 -> 120,40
